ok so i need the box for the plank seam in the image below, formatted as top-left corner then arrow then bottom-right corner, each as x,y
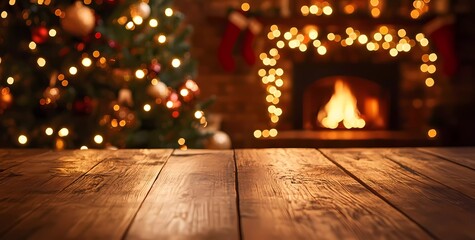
418,149 -> 475,171
59,154 -> 110,193
233,149 -> 243,240
317,149 -> 440,240
120,149 -> 174,240
383,154 -> 475,201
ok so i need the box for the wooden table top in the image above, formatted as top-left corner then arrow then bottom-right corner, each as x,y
1,148 -> 474,239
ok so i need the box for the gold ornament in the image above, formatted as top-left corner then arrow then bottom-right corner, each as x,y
130,2 -> 151,19
205,131 -> 232,149
147,81 -> 169,99
118,88 -> 133,106
61,1 -> 96,37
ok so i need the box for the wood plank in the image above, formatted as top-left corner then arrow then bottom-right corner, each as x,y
126,150 -> 239,240
419,147 -> 475,170
0,150 -> 110,236
0,150 -> 111,194
320,148 -> 475,239
58,149 -> 172,205
378,148 -> 475,199
236,148 -> 431,240
2,149 -> 172,240
0,149 -> 49,171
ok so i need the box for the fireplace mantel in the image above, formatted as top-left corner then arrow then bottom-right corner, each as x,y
254,130 -> 439,148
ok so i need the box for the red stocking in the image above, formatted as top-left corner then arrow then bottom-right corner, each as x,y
242,17 -> 262,67
217,10 -> 248,72
424,16 -> 458,77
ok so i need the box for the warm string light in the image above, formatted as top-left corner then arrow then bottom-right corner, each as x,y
164,8 -> 173,17
369,0 -> 382,18
256,2 -> 438,139
94,135 -> 103,144
300,2 -> 334,16
149,19 -> 158,27
178,137 -> 187,150
241,3 -> 250,12
18,135 -> 28,145
428,128 -> 437,138
411,0 -> 431,19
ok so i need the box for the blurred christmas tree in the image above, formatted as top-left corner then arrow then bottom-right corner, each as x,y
0,0 -> 212,149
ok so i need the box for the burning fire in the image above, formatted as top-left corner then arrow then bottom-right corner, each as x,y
317,79 -> 366,129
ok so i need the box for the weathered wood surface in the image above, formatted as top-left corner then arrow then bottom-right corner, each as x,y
2,149 -> 172,239
126,150 -> 239,240
0,147 -> 475,240
0,150 -> 110,236
419,147 -> 475,170
0,149 -> 49,172
379,148 -> 475,199
236,149 -> 430,240
320,148 -> 475,239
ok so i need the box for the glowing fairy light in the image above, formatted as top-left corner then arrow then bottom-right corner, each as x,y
58,128 -> 69,137
94,135 -> 104,144
135,69 -> 145,79
69,66 -> 78,75
7,77 -> 14,85
165,8 -> 173,17
45,128 -> 54,136
143,104 -> 151,112
82,57 -> 92,67
18,135 -> 28,144
157,35 -> 167,43
149,19 -> 158,27
171,58 -> 181,68
37,57 -> 46,67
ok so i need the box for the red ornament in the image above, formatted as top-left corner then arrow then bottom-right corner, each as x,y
166,92 -> 182,110
177,79 -> 200,102
73,97 -> 94,115
108,40 -> 119,49
0,87 -> 13,114
150,61 -> 161,73
184,79 -> 200,95
32,26 -> 49,44
105,0 -> 119,5
148,61 -> 161,78
59,47 -> 71,57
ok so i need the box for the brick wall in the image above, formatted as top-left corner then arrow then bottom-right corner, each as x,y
175,0 -> 271,148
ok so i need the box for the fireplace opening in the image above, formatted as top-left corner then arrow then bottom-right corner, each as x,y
293,62 -> 400,130
303,76 -> 388,130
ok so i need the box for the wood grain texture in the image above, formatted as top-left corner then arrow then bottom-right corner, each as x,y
2,149 -> 172,240
0,150 -> 110,236
379,148 -> 475,199
320,148 -> 475,239
0,150 -> 110,195
126,150 -> 239,240
419,147 -> 475,170
235,148 -> 430,240
0,149 -> 49,172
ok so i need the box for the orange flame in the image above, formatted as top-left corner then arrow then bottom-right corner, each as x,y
317,80 -> 366,129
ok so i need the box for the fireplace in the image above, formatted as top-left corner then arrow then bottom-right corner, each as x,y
304,76 -> 388,130
293,62 -> 400,131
